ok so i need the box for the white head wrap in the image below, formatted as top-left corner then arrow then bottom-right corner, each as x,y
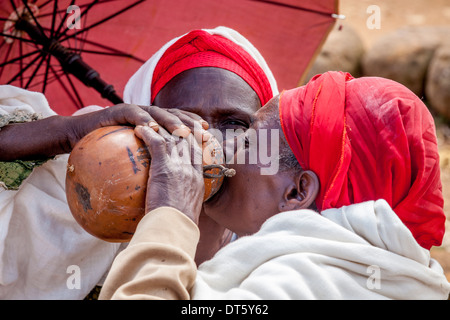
123,26 -> 278,106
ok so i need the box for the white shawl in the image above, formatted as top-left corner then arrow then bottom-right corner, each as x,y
193,200 -> 450,299
0,85 -> 121,299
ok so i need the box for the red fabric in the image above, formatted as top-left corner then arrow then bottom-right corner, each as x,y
150,30 -> 273,105
279,71 -> 445,249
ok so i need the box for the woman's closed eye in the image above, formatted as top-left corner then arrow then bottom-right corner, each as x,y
221,119 -> 249,130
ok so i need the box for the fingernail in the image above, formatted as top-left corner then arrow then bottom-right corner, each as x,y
173,124 -> 191,138
134,125 -> 145,138
148,121 -> 159,131
200,120 -> 209,130
202,130 -> 212,142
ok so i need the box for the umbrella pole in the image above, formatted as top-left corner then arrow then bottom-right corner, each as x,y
14,18 -> 124,107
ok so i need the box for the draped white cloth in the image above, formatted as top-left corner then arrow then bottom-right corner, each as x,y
193,200 -> 450,299
0,85 -> 121,299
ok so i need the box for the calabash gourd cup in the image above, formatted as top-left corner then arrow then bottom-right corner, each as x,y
65,125 -> 233,242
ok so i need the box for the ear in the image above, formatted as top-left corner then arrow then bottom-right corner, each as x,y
278,170 -> 319,212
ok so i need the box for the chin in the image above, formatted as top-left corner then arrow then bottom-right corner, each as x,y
202,198 -> 226,224
203,174 -> 228,210
203,176 -> 247,232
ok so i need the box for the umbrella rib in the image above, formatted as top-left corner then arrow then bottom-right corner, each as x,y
0,42 -> 14,79
0,40 -> 6,52
21,0 -> 48,37
0,49 -> 41,68
77,21 -> 90,54
71,48 -> 137,58
249,0 -> 336,17
19,37 -> 24,87
49,0 -> 58,38
37,1 -> 116,19
24,53 -> 47,89
49,64 -> 80,109
53,0 -> 76,40
9,0 -> 20,18
6,51 -> 44,84
42,53 -> 51,93
63,70 -> 85,109
0,32 -> 36,44
37,0 -> 54,10
56,0 -> 100,40
59,0 -> 145,43
67,38 -> 145,63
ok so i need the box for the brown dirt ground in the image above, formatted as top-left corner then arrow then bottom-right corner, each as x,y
339,0 -> 450,281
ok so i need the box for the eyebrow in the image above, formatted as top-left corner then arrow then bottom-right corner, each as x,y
211,107 -> 255,119
249,114 -> 256,126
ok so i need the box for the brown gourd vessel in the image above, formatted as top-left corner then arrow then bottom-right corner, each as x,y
65,125 -> 225,242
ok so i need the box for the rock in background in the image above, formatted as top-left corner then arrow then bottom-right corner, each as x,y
302,23 -> 365,84
362,27 -> 447,95
426,44 -> 450,120
333,0 -> 450,283
308,25 -> 450,122
361,26 -> 450,120
359,26 -> 450,256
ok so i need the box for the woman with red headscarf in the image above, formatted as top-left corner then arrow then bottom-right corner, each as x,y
0,26 -> 277,299
99,72 -> 450,300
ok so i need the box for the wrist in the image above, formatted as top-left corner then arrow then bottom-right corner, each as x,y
65,111 -> 104,150
137,206 -> 200,258
147,205 -> 199,225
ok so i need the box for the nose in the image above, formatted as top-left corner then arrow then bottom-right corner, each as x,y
223,132 -> 246,165
223,137 -> 234,164
202,125 -> 240,165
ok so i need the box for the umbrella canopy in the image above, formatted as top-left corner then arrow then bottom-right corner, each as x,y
0,0 -> 340,115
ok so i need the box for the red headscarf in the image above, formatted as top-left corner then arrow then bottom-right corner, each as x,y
151,30 -> 273,105
279,71 -> 445,249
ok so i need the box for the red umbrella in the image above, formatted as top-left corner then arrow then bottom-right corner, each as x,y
0,0 -> 341,115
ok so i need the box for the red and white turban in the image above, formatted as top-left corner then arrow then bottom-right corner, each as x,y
123,26 -> 278,106
279,71 -> 445,249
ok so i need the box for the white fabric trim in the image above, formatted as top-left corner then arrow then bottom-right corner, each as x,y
193,200 -> 450,300
0,85 -> 121,299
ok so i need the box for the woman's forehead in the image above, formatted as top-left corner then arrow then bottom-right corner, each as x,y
155,68 -> 261,112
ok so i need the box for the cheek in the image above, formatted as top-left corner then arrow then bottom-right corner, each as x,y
206,168 -> 253,226
222,169 -> 276,233
241,176 -> 286,228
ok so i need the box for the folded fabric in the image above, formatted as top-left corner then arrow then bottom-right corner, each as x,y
193,200 -> 450,299
279,72 -> 445,249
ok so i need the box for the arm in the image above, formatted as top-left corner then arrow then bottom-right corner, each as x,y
0,104 -> 153,161
100,125 -> 205,300
0,103 -> 209,161
99,207 -> 200,300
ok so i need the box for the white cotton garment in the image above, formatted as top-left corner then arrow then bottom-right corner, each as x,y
123,26 -> 279,106
0,85 -> 121,299
0,85 -> 56,120
193,200 -> 450,299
